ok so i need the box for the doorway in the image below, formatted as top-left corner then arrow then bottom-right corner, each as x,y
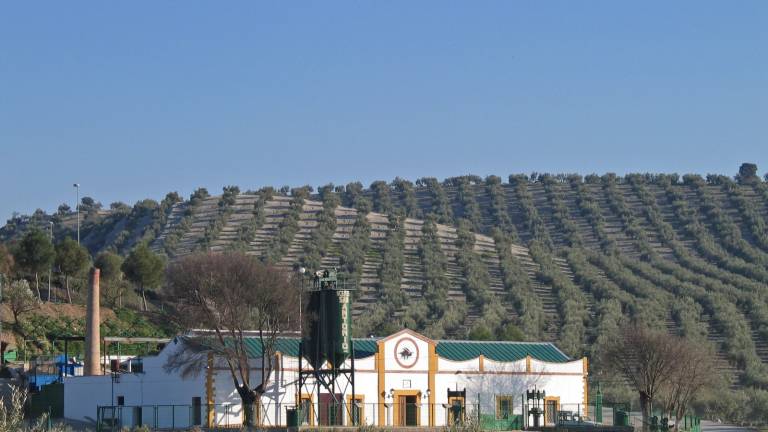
192,397 -> 202,426
544,397 -> 560,426
319,393 -> 343,426
448,396 -> 465,425
393,390 -> 421,426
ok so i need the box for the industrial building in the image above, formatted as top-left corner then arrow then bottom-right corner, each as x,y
63,328 -> 587,429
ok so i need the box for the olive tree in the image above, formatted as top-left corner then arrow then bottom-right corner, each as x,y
4,280 -> 37,324
13,229 -> 54,300
94,251 -> 126,307
164,252 -> 299,427
122,243 -> 164,311
54,238 -> 90,303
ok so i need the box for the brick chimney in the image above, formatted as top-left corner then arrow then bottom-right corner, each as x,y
84,267 -> 101,376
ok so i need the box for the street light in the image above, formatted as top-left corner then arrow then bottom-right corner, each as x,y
298,267 -> 306,335
48,221 -> 54,302
73,183 -> 80,245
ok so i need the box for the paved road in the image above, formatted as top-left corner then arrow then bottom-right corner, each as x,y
701,420 -> 758,432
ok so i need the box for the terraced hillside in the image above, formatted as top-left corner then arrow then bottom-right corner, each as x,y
3,168 -> 768,390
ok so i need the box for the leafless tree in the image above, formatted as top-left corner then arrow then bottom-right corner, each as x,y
163,252 -> 299,427
601,323 -> 679,431
661,340 -> 718,431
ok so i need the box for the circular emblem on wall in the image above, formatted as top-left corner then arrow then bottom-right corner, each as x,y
394,337 -> 420,369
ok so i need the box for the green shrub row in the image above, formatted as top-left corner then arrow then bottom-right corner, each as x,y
263,194 -> 304,264
508,175 -> 553,249
484,176 -> 518,240
197,185 -> 240,251
416,177 -> 454,225
492,229 -> 544,339
163,188 -> 209,256
541,176 -> 582,247
528,241 -> 588,357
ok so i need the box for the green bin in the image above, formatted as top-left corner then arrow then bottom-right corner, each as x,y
615,410 -> 629,427
286,408 -> 299,427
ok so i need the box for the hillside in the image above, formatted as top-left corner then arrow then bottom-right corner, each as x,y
3,169 -> 768,391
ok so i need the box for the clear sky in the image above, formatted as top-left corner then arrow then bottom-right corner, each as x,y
1,1 -> 766,222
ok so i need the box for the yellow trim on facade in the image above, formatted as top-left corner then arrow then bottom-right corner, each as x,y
347,394 -> 365,425
206,353 -> 214,428
376,340 -> 385,426
393,390 -> 422,427
526,355 -> 532,372
478,354 -> 485,372
428,344 -> 437,426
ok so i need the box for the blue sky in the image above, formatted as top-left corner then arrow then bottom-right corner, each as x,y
1,1 -> 766,222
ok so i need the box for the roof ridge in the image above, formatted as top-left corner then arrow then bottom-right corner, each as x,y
437,339 -> 556,346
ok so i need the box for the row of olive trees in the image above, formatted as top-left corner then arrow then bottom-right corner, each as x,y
587,176 -> 768,387
197,185 -> 240,251
416,216 -> 463,338
262,189 -> 305,264
298,184 -> 339,271
509,174 -> 554,249
230,187 -> 272,251
357,214 -> 408,336
687,175 -> 768,268
163,187 -> 210,256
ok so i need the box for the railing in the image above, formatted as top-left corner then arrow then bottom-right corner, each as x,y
97,402 -> 484,430
97,401 -> 701,431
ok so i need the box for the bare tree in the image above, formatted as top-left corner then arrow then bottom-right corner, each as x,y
164,252 -> 299,427
601,323 -> 679,431
662,340 -> 718,431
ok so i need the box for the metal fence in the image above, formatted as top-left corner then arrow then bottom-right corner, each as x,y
96,401 -> 701,431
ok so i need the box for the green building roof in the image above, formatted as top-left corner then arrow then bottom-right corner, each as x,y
241,337 -> 378,359
435,340 -> 569,362
237,337 -> 569,363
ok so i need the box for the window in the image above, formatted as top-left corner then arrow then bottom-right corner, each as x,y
496,396 -> 513,419
117,396 -> 125,406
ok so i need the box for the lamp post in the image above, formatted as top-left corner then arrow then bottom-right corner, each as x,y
298,267 -> 306,335
48,221 -> 54,302
73,183 -> 80,245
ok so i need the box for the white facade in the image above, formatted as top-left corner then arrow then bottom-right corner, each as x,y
64,329 -> 588,429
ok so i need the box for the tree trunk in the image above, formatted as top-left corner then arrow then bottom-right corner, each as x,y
141,286 -> 147,311
640,393 -> 652,432
47,275 -> 52,302
34,272 -> 41,300
237,386 -> 259,427
66,275 -> 72,304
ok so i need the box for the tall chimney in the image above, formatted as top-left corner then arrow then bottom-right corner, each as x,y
84,267 -> 101,376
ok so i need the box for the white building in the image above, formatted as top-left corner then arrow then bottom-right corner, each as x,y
64,329 -> 588,429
